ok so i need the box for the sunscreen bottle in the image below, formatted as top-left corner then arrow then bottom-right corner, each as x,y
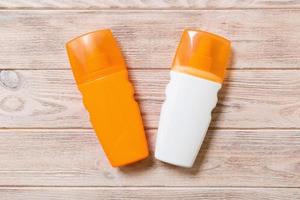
155,29 -> 231,167
66,30 -> 149,167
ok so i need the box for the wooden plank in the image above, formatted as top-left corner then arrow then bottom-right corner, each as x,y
1,10 -> 300,70
1,69 -> 300,129
0,0 -> 299,9
1,187 -> 300,200
0,129 -> 299,187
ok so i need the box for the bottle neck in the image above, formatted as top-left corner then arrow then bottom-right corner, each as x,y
172,65 -> 223,84
75,66 -> 125,85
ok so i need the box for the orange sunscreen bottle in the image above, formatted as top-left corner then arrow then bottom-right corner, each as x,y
66,29 -> 149,167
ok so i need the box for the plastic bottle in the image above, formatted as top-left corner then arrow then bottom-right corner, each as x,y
66,29 -> 149,167
155,29 -> 231,168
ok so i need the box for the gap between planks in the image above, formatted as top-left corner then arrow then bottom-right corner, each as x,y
2,128 -> 300,131
0,0 -> 299,10
0,186 -> 300,189
2,68 -> 300,71
1,8 -> 300,11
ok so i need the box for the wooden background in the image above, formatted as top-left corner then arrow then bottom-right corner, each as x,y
0,0 -> 300,199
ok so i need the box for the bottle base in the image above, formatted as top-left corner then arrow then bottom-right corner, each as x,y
155,153 -> 193,168
111,150 -> 149,167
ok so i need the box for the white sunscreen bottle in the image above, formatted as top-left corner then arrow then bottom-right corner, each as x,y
155,29 -> 231,167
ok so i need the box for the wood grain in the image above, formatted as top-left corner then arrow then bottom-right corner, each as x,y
1,10 -> 300,70
1,69 -> 300,129
1,187 -> 299,200
0,129 -> 299,187
0,0 -> 299,9
1,2 -> 300,198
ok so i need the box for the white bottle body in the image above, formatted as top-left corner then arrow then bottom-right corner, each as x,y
155,70 -> 221,167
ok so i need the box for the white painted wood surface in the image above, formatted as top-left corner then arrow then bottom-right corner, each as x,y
2,69 -> 300,129
1,187 -> 299,200
1,10 -> 300,70
0,1 -> 300,199
0,129 -> 299,187
0,0 -> 299,9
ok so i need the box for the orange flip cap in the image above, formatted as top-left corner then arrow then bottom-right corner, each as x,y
172,29 -> 231,83
66,29 -> 126,84
66,30 -> 149,167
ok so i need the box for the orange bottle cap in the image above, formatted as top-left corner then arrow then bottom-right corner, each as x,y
66,29 -> 126,84
172,29 -> 231,83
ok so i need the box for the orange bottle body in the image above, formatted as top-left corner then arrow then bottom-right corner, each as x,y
78,70 -> 148,167
66,30 -> 148,167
